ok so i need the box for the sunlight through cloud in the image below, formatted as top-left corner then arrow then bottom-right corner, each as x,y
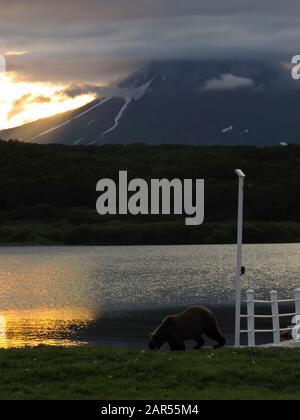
0,73 -> 96,129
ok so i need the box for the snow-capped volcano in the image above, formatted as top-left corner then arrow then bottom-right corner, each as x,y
1,60 -> 300,146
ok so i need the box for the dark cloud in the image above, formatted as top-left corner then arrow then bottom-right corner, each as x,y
1,1 -> 299,84
7,93 -> 52,120
7,94 -> 32,119
1,1 -> 299,21
59,79 -> 153,100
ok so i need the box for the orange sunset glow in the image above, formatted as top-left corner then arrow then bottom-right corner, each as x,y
0,72 -> 96,130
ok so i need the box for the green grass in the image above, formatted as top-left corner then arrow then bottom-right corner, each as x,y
1,346 -> 300,400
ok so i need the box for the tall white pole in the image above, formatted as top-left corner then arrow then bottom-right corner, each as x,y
235,169 -> 246,348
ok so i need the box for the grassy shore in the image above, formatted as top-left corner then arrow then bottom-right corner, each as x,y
1,346 -> 300,400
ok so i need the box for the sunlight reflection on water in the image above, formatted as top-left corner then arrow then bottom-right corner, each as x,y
0,244 -> 299,348
0,307 -> 95,348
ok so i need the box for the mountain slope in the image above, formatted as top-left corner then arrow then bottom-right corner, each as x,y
1,60 -> 300,146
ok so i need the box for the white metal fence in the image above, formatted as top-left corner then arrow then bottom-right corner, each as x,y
240,288 -> 300,346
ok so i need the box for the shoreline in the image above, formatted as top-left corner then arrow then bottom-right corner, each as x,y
1,304 -> 289,349
0,241 -> 300,248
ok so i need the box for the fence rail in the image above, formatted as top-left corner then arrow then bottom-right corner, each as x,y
240,288 -> 300,347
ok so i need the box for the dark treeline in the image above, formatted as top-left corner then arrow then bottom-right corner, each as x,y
0,140 -> 299,245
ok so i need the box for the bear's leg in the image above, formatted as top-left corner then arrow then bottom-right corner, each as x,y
205,326 -> 226,349
169,341 -> 186,352
194,336 -> 205,350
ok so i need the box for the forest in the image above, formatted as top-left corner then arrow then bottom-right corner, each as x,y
0,140 -> 299,245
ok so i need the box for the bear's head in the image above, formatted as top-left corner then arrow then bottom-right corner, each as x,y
148,331 -> 166,350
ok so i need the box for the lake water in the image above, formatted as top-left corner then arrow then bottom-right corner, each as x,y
0,244 -> 299,348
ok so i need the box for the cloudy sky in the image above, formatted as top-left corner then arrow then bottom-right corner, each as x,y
0,0 -> 299,128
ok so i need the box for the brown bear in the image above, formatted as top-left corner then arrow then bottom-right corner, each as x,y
149,306 -> 226,351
